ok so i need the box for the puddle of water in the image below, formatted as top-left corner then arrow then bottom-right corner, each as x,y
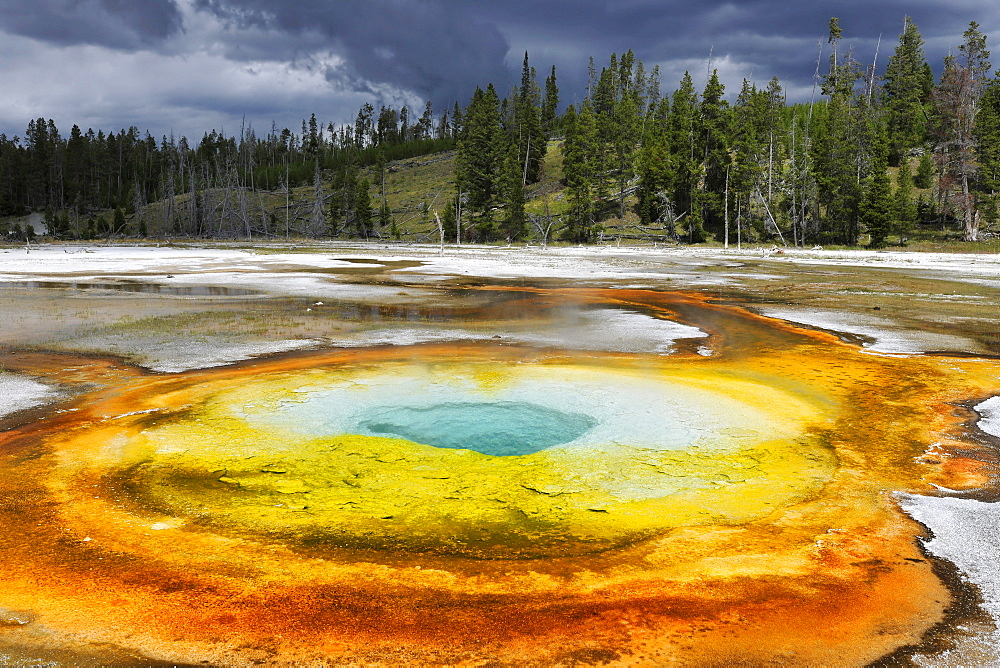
0,280 -> 260,296
265,258 -> 425,275
315,301 -> 457,323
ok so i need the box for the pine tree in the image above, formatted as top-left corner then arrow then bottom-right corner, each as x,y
668,72 -> 699,238
733,79 -> 781,243
637,97 -> 671,226
514,53 -> 546,184
884,17 -> 931,164
309,161 -> 326,236
541,65 -> 560,136
354,177 -> 372,238
417,101 -> 434,140
456,84 -> 507,240
591,58 -> 618,205
915,152 -> 935,188
354,103 -> 374,148
610,50 -> 643,221
435,109 -> 450,140
697,70 -> 732,238
451,101 -> 464,140
25,118 -> 56,209
441,196 -> 458,240
307,113 -> 320,158
763,77 -> 787,210
731,80 -> 761,243
379,200 -> 392,235
501,144 -> 527,240
861,124 -> 894,247
561,103 -> 597,241
812,18 -> 868,244
894,159 -> 918,244
974,74 -> 1000,233
113,207 -> 128,237
399,105 -> 410,143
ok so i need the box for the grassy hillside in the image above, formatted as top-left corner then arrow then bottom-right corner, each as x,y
376,139 -> 573,242
376,151 -> 459,240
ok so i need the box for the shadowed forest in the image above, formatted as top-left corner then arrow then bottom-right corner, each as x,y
1,18 -> 998,248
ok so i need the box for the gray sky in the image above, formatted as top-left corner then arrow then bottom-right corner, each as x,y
0,0 -> 997,142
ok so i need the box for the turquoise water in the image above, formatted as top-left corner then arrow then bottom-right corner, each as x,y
358,401 -> 598,456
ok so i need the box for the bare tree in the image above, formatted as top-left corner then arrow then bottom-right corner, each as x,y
933,22 -> 991,241
434,212 -> 444,255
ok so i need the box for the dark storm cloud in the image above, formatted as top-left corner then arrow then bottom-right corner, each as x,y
473,0 -> 1000,98
188,0 -> 1000,110
0,0 -> 185,50
2,0 -> 1000,141
193,0 -> 511,106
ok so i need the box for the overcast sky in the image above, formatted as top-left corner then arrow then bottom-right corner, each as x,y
1,0 -> 998,143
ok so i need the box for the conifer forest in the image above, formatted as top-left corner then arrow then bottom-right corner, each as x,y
1,18 -> 997,247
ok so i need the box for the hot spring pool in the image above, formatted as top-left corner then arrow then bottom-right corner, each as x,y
108,352 -> 836,558
357,401 -> 598,456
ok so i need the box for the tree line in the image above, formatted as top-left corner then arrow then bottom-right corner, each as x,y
2,17 -> 998,245
454,18 -> 999,245
0,101 -> 457,239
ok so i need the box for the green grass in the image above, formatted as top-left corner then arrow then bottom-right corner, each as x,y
375,139 -> 574,242
374,151 -> 458,239
525,140 -> 572,223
